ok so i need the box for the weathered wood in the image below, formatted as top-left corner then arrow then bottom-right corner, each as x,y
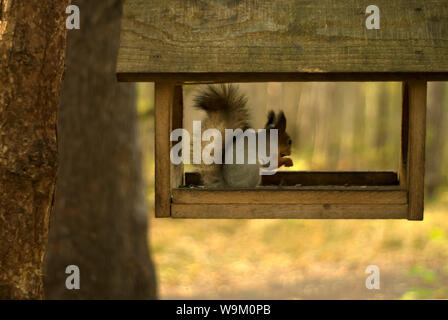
170,85 -> 184,189
155,82 -> 175,217
117,0 -> 448,81
407,81 -> 427,220
185,171 -> 399,186
172,188 -> 407,205
171,204 -> 408,219
117,72 -> 448,83
399,82 -> 410,187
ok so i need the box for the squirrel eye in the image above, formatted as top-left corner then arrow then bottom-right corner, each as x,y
288,139 -> 292,145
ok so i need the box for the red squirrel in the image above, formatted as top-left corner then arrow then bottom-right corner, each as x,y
194,84 -> 293,188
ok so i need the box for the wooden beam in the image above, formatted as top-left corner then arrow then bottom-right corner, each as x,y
117,72 -> 448,83
172,188 -> 407,205
118,0 -> 448,77
185,171 -> 399,186
399,82 -> 410,187
171,204 -> 408,219
155,82 -> 175,217
407,81 -> 427,220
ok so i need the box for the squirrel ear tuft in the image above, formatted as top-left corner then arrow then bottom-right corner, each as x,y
265,110 -> 276,128
276,111 -> 286,132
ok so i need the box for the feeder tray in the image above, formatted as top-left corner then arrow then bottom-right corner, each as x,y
116,0 -> 448,219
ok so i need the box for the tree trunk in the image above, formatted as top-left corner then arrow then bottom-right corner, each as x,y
43,0 -> 157,299
375,83 -> 389,169
426,82 -> 446,197
0,0 -> 68,299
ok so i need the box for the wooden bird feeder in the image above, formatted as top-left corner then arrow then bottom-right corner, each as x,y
117,0 -> 448,219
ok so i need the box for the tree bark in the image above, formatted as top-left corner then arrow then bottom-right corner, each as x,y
0,0 -> 69,299
43,0 -> 157,299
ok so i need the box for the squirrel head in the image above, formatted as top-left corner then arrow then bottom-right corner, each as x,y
265,110 -> 292,158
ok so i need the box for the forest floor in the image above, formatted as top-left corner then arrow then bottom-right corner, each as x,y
149,200 -> 448,299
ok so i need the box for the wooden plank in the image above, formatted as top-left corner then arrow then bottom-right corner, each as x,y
155,82 -> 175,217
399,82 -> 410,188
170,85 -> 184,189
172,188 -> 407,205
117,0 -> 448,79
117,72 -> 448,83
407,81 -> 427,220
184,171 -> 399,186
171,204 -> 408,219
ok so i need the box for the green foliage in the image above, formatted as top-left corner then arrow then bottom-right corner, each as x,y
409,265 -> 437,284
401,288 -> 434,300
429,226 -> 446,241
137,83 -> 154,119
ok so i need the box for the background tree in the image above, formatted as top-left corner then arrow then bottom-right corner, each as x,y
0,0 -> 69,299
426,82 -> 447,198
44,0 -> 157,299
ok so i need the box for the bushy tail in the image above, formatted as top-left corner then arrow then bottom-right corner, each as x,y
194,84 -> 247,112
194,84 -> 250,130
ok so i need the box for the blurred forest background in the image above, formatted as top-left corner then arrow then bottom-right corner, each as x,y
138,82 -> 448,299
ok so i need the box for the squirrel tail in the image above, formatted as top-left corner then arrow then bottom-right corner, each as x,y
194,84 -> 250,130
193,84 -> 259,188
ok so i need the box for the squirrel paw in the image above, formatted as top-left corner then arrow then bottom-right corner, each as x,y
279,157 -> 293,167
